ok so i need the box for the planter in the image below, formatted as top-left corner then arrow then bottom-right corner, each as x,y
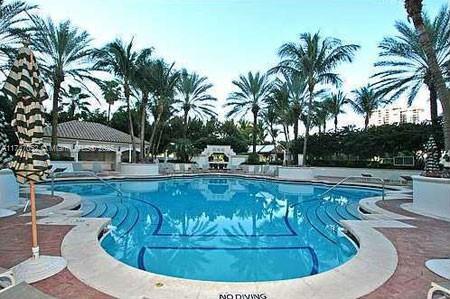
120,163 -> 159,176
412,175 -> 450,219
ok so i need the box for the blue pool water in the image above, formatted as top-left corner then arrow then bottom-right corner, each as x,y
51,176 -> 381,282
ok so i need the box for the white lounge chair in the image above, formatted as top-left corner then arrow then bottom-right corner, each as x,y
0,169 -> 19,217
92,162 -> 103,174
0,267 -> 16,294
427,281 -> 450,299
72,162 -> 84,172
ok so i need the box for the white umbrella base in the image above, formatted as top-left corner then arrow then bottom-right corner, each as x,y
13,255 -> 67,283
0,208 -> 16,218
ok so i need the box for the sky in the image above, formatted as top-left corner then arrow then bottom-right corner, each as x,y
30,0 -> 447,131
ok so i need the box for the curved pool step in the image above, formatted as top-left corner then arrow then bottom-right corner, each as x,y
81,200 -> 97,217
116,204 -> 140,236
306,205 -> 338,244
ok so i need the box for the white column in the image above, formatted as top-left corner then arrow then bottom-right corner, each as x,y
115,147 -> 121,171
128,144 -> 132,163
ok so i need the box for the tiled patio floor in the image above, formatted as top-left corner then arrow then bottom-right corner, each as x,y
1,194 -> 449,298
0,194 -> 112,299
362,199 -> 450,299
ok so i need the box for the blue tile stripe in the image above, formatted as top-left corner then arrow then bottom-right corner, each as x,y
137,247 -> 146,270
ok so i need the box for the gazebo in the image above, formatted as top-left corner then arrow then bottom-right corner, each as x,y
43,120 -> 147,171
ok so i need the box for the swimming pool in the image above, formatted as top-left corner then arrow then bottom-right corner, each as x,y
51,176 -> 381,282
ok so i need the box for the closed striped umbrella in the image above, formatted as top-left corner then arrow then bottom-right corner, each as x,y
2,46 -> 51,261
3,46 -> 50,183
0,111 -> 11,167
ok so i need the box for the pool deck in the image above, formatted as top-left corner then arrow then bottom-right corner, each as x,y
0,194 -> 112,299
0,180 -> 448,298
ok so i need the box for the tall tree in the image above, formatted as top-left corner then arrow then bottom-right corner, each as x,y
404,0 -> 450,150
269,82 -> 295,146
225,71 -> 272,154
284,73 -> 308,140
273,32 -> 359,165
261,105 -> 279,150
176,69 -> 217,138
32,17 -> 93,157
147,59 -> 179,157
99,80 -> 121,122
373,6 -> 450,127
133,50 -> 153,161
349,85 -> 383,129
313,100 -> 332,133
93,39 -> 152,162
61,85 -> 90,120
0,1 -> 36,73
326,91 -> 348,132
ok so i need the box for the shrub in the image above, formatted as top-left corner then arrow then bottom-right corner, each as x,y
246,153 -> 260,165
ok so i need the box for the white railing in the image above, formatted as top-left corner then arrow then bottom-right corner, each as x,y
319,175 -> 385,200
50,171 -> 123,199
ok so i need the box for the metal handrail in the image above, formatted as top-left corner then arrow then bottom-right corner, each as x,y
50,170 -> 123,198
319,175 -> 385,200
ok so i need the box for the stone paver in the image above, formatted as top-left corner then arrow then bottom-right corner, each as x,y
0,194 -> 112,299
362,199 -> 450,299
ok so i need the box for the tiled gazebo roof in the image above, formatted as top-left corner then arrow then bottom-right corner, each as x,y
43,120 -> 143,145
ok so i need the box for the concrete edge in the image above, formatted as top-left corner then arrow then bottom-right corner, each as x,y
29,177 -> 413,299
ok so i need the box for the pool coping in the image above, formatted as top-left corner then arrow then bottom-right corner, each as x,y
35,174 -> 413,299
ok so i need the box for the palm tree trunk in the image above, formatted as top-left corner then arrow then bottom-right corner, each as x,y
334,115 -> 338,133
139,93 -> 149,162
364,114 -> 369,130
183,108 -> 189,139
302,90 -> 313,166
252,111 -> 258,154
293,117 -> 299,140
107,103 -> 111,124
405,0 -> 450,150
155,125 -> 165,157
51,81 -> 62,160
149,105 -> 162,158
124,83 -> 136,163
427,82 -> 439,127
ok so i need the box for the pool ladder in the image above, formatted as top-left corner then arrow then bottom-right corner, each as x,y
319,176 -> 385,201
50,170 -> 124,199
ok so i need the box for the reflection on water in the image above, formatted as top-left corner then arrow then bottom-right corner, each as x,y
51,176 -> 380,282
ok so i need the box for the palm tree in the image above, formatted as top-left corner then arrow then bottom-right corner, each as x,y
326,91 -> 348,132
99,80 -> 121,122
349,85 -> 383,129
285,73 -> 308,140
269,82 -> 294,146
372,6 -> 450,127
273,32 -> 359,165
32,17 -> 93,157
147,59 -> 179,157
133,51 -> 154,161
261,105 -> 279,150
313,101 -> 332,133
404,0 -> 450,150
176,70 -> 217,138
0,1 -> 36,73
62,85 -> 90,120
225,71 -> 272,153
93,39 -> 152,162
